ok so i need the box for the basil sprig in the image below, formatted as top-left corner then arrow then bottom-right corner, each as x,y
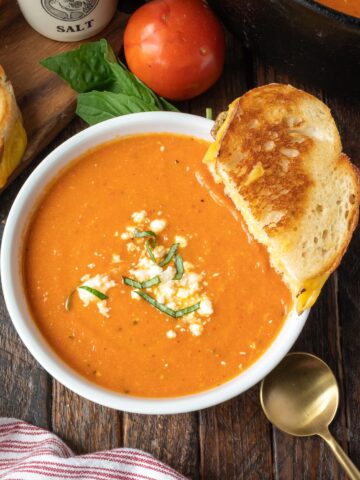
159,243 -> 179,267
123,275 -> 160,289
134,290 -> 200,318
41,39 -> 177,126
65,290 -> 75,311
78,286 -> 108,300
174,254 -> 184,280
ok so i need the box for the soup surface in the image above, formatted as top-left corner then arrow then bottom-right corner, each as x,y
24,133 -> 292,397
316,0 -> 360,18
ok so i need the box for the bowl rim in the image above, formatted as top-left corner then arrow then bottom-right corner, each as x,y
293,0 -> 360,25
1,111 -> 309,414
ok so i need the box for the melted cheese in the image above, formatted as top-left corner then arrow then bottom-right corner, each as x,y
295,273 -> 329,313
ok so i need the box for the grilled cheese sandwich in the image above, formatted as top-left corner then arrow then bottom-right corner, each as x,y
204,84 -> 360,312
0,66 -> 27,188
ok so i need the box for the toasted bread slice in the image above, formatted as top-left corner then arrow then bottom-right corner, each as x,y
204,84 -> 360,312
0,65 -> 27,188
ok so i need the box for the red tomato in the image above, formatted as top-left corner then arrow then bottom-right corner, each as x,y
124,0 -> 225,101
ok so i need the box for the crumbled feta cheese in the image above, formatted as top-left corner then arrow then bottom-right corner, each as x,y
126,243 -> 137,252
131,290 -> 140,300
183,261 -> 194,270
159,265 -> 176,283
114,231 -> 119,237
150,219 -> 166,233
186,272 -> 202,285
77,274 -> 116,318
130,257 -> 163,282
163,283 -> 177,299
131,210 -> 147,224
198,298 -> 213,316
88,263 -> 96,269
97,301 -> 110,318
112,254 -> 121,264
153,245 -> 166,260
121,232 -> 131,240
174,235 -> 188,248
220,360 -> 227,366
177,288 -> 191,299
128,269 -> 147,282
189,323 -> 203,336
160,145 -> 165,152
166,329 -> 177,339
157,294 -> 165,304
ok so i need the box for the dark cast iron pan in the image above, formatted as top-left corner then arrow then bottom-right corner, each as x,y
208,0 -> 360,94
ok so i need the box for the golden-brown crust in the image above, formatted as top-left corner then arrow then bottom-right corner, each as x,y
218,92 -> 316,235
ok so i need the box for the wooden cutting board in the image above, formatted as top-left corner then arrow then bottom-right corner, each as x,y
0,0 -> 126,190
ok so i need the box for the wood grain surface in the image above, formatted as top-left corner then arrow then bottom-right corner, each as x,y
0,2 -> 360,479
0,0 -> 126,190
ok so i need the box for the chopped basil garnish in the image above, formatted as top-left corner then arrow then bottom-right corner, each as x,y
141,276 -> 161,288
123,275 -> 160,289
134,229 -> 157,239
145,240 -> 157,263
65,290 -> 75,311
206,107 -> 213,120
159,243 -> 179,267
174,254 -> 184,280
175,302 -> 201,317
135,290 -> 177,318
134,290 -> 201,319
78,286 -> 108,300
123,277 -> 142,289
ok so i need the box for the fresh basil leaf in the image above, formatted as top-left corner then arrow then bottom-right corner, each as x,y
157,96 -> 179,112
41,39 -> 116,93
122,64 -> 178,112
109,62 -> 177,112
110,60 -> 159,106
76,91 -> 158,125
41,39 -> 178,124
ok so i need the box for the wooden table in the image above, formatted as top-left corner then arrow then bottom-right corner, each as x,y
1,6 -> 360,480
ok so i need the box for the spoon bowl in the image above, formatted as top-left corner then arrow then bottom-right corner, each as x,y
260,352 -> 360,480
260,352 -> 339,436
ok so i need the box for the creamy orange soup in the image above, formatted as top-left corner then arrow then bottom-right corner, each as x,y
316,0 -> 360,18
23,133 -> 292,397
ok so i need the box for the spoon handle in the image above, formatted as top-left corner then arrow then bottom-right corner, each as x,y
318,429 -> 360,480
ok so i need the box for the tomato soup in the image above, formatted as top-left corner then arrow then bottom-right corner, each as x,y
23,133 -> 292,397
316,0 -> 360,18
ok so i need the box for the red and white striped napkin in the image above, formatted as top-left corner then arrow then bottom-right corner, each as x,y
0,418 -> 186,480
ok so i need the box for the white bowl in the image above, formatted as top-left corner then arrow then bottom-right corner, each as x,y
1,112 -> 309,414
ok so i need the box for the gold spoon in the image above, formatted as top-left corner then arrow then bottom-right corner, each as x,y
260,352 -> 360,480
